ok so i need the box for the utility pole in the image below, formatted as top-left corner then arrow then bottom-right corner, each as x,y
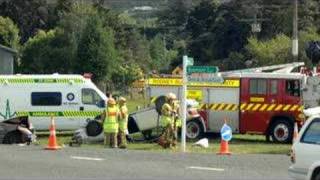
292,0 -> 299,61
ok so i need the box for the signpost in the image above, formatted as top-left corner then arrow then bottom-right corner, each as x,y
181,55 -> 190,152
181,55 -> 223,152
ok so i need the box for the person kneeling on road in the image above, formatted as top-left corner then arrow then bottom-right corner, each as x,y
118,97 -> 128,149
17,117 -> 34,145
102,98 -> 119,148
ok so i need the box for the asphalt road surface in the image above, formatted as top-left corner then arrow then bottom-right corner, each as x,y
0,145 -> 291,180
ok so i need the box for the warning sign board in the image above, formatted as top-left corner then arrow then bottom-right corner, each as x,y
147,78 -> 239,88
187,90 -> 203,100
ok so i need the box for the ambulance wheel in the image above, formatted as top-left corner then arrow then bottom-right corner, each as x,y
270,119 -> 293,143
3,130 -> 23,144
186,119 -> 204,140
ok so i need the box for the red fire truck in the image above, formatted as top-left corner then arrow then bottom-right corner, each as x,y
143,63 -> 319,143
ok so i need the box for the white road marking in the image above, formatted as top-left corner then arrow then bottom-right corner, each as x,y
70,156 -> 104,161
187,166 -> 225,172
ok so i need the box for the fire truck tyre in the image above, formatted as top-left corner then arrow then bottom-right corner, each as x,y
186,119 -> 204,140
270,120 -> 293,143
3,130 -> 23,144
86,121 -> 103,137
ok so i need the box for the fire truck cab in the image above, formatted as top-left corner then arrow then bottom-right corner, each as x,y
232,72 -> 304,143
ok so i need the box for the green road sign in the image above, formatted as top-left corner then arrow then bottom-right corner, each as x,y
187,66 -> 219,75
187,57 -> 194,66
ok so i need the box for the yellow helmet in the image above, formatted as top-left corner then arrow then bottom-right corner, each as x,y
108,98 -> 116,105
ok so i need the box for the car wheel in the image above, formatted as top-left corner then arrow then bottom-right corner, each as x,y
3,130 -> 23,144
270,119 -> 293,143
86,121 -> 103,137
314,170 -> 320,180
186,119 -> 204,140
141,130 -> 153,140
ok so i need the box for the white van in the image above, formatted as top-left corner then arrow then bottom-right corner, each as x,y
0,74 -> 107,130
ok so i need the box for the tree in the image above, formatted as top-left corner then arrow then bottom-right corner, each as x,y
111,63 -> 143,92
246,34 -> 291,66
150,34 -> 170,71
20,29 -> 74,73
0,0 -> 52,43
186,0 -> 250,64
0,16 -> 20,49
157,0 -> 191,49
75,15 -> 118,82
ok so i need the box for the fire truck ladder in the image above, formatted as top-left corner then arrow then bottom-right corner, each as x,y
224,62 -> 305,74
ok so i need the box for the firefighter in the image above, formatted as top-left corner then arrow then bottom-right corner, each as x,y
103,98 -> 119,148
118,97 -> 128,149
158,92 -> 176,148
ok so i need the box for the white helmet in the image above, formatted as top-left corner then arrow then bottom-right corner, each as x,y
166,92 -> 176,100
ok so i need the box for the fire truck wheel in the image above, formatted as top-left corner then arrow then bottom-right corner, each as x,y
270,119 -> 293,143
186,119 -> 204,140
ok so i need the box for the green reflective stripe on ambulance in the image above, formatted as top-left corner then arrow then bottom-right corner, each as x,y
16,111 -> 102,117
0,78 -> 85,84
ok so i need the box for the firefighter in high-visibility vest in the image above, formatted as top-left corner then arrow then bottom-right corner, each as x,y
158,92 -> 176,148
118,97 -> 128,149
103,98 -> 119,148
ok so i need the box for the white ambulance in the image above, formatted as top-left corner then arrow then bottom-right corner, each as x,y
0,74 -> 107,130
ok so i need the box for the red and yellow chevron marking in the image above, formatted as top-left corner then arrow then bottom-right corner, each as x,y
200,103 -> 303,112
199,103 -> 238,111
240,103 -> 303,112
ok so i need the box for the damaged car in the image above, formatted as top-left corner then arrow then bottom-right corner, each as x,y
0,116 -> 36,144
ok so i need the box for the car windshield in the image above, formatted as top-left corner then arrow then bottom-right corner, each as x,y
301,119 -> 320,145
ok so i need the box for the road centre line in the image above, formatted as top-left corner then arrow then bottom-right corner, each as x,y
70,156 -> 104,161
187,166 -> 225,172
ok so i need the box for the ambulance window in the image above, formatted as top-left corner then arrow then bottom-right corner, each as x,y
270,80 -> 278,95
31,92 -> 62,106
250,79 -> 267,95
82,89 -> 102,105
286,80 -> 300,97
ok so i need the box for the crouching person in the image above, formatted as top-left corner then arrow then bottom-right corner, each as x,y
118,97 -> 128,149
103,98 -> 119,148
17,116 -> 34,145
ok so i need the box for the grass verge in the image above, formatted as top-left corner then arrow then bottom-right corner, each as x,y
36,133 -> 291,155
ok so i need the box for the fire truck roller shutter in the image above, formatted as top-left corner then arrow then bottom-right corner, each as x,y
207,87 -> 240,133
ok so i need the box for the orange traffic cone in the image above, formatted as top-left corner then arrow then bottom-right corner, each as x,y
293,122 -> 299,143
45,116 -> 61,150
217,140 -> 231,155
217,118 -> 232,155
